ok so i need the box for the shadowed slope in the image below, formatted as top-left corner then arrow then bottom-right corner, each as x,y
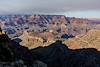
31,40 -> 100,67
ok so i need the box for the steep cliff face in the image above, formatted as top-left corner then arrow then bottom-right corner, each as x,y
64,29 -> 100,50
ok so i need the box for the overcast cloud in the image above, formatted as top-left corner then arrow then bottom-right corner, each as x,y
0,0 -> 100,18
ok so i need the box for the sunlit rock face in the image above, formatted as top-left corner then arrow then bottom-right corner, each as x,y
19,31 -> 44,49
64,29 -> 100,50
18,30 -> 56,49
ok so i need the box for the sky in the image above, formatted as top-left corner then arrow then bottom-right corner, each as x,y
0,0 -> 100,18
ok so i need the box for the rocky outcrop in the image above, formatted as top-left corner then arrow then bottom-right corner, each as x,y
64,29 -> 100,50
19,31 -> 44,49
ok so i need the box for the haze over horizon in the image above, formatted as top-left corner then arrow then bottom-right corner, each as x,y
0,0 -> 100,18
